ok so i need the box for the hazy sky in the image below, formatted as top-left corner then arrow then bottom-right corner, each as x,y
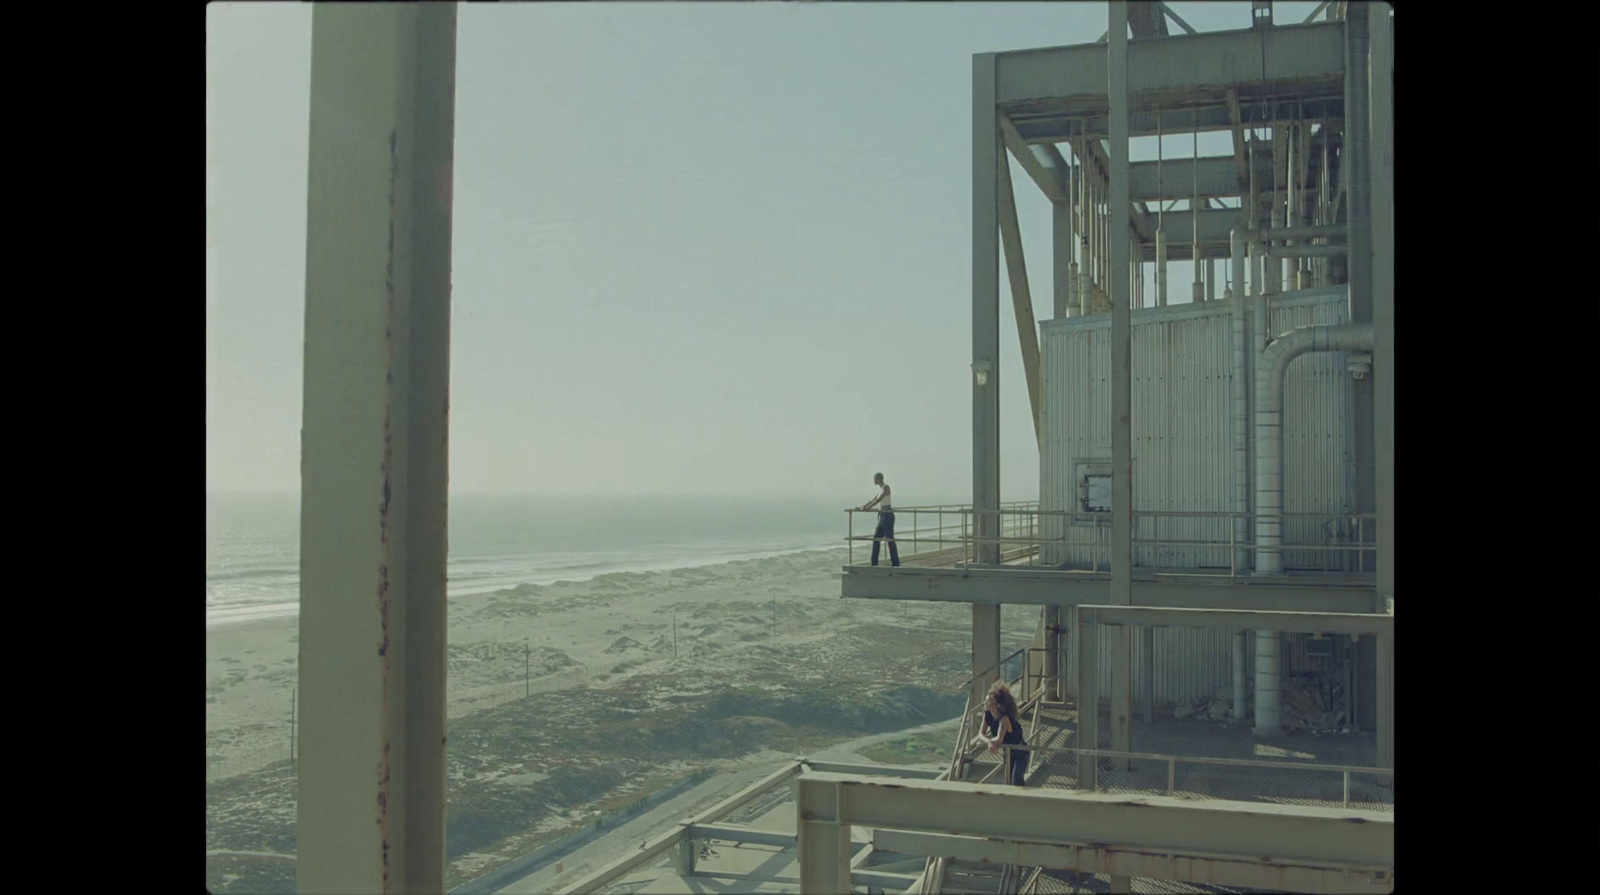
206,1 -> 1323,500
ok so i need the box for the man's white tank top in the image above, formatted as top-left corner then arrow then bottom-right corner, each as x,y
879,484 -> 892,511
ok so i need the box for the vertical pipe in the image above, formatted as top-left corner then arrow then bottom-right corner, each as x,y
1230,230 -> 1249,574
1078,133 -> 1092,317
1054,200 -> 1074,319
1107,0 -> 1134,765
298,5 -> 457,892
1155,109 -> 1167,307
1253,629 -> 1281,734
1192,117 -> 1203,304
1067,138 -> 1080,317
1231,630 -> 1247,721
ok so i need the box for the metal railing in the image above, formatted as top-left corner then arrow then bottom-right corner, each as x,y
979,742 -> 1393,812
846,504 -> 1377,575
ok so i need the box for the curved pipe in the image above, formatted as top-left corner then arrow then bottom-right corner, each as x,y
1254,323 -> 1376,575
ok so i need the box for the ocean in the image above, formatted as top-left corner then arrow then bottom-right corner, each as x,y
205,493 -> 873,628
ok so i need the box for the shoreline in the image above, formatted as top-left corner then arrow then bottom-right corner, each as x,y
207,544 -> 851,629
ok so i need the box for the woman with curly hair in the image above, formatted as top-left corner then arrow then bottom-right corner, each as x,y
977,680 -> 1028,786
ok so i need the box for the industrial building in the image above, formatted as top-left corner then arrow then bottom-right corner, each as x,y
288,2 -> 1392,893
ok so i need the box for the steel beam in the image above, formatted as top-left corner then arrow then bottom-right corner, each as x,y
797,774 -> 1394,870
297,6 -> 456,893
1001,113 -> 1069,202
841,567 -> 1376,613
1012,101 -> 1345,145
994,23 -> 1346,106
689,823 -> 796,849
1131,155 -> 1246,202
797,778 -> 854,895
997,152 -> 1044,441
871,830 -> 1390,894
1076,605 -> 1392,637
553,824 -> 689,895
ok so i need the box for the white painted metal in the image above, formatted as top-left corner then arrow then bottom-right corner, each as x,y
972,52 -> 1003,710
1041,291 -> 1351,568
991,23 -> 1347,108
1230,230 -> 1249,574
298,6 -> 455,893
1254,323 -> 1376,576
796,772 -> 1394,891
1232,629 -> 1248,721
1253,628 -> 1283,733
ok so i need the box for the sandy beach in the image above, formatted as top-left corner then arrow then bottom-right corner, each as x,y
207,546 -> 1043,891
207,547 -> 1020,781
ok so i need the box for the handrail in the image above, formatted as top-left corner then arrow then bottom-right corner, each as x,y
846,505 -> 1376,573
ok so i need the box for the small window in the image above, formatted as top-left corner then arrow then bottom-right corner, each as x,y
1083,474 -> 1111,512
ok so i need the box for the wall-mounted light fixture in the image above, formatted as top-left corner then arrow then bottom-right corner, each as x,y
973,360 -> 993,387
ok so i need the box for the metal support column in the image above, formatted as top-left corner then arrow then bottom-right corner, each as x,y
1107,0 -> 1135,766
1075,609 -> 1099,790
972,53 -> 1003,707
1371,0 -> 1393,776
796,781 -> 852,895
297,5 -> 457,893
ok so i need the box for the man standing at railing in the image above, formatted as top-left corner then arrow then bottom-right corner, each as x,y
858,472 -> 900,567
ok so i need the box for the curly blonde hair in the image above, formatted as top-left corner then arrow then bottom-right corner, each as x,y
987,680 -> 1020,727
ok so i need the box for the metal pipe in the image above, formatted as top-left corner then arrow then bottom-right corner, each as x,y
1272,244 -> 1348,258
1232,630 -> 1248,722
1192,126 -> 1202,303
1066,142 -> 1079,318
1155,229 -> 1167,307
1229,230 -> 1249,575
1253,629 -> 1282,734
1156,110 -> 1167,307
1078,134 -> 1092,317
1254,323 -> 1377,576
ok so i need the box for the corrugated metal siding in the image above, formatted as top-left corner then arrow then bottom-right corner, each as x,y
1042,289 -> 1348,702
1040,289 -> 1350,573
1061,626 -> 1256,708
1267,293 -> 1351,571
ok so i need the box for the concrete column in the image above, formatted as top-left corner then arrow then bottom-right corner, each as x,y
297,5 -> 457,893
1206,258 -> 1217,303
